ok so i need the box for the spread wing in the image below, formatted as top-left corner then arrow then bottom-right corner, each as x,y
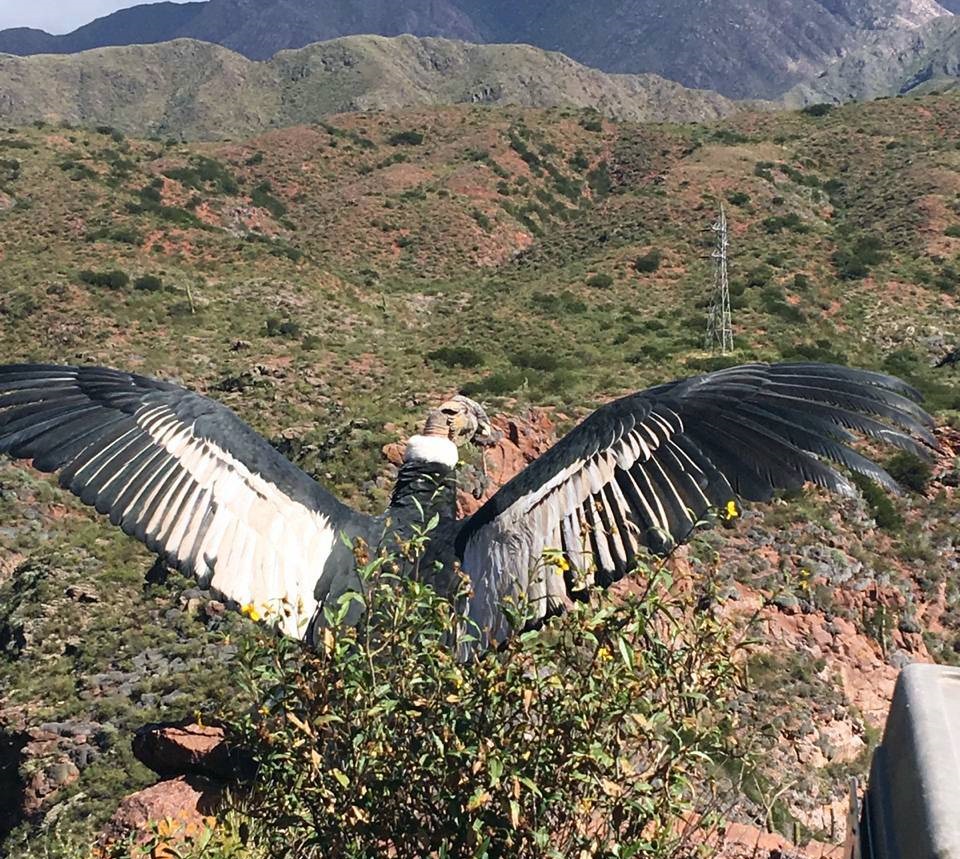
455,363 -> 937,644
0,364 -> 377,639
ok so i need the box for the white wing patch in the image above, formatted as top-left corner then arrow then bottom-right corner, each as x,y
123,405 -> 337,639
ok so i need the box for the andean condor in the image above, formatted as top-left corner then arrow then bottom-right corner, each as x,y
0,362 -> 939,649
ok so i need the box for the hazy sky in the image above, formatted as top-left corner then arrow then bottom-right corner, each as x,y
0,1 -> 196,34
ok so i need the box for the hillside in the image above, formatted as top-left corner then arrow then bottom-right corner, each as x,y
0,0 -> 950,99
785,14 -> 960,104
1,96 -> 960,853
0,35 -> 738,140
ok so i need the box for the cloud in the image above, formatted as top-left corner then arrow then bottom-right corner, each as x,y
0,1 -> 196,35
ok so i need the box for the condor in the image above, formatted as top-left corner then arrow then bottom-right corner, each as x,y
0,362 -> 937,649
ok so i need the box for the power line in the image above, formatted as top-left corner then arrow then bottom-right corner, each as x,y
705,204 -> 733,355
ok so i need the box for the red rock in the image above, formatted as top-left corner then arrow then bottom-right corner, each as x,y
717,821 -> 843,859
457,409 -> 556,516
382,440 -> 405,466
133,722 -> 247,781
98,776 -> 222,855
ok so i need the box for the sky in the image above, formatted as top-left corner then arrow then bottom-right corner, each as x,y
0,0 -> 195,34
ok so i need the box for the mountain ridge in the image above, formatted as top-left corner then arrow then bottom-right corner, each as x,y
0,34 -> 740,140
0,0 -> 950,99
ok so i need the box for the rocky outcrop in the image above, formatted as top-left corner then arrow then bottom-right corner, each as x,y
457,409 -> 557,516
95,723 -> 240,851
0,715 -> 117,836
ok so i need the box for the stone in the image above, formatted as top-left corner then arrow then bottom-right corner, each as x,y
132,722 -> 253,781
97,776 -> 222,853
716,821 -> 843,859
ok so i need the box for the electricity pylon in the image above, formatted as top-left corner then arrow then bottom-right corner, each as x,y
705,204 -> 733,355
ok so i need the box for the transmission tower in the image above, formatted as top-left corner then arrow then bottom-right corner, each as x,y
705,204 -> 733,355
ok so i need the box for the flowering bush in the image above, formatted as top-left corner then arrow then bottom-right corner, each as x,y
207,545 -> 750,859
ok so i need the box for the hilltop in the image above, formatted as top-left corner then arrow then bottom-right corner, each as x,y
0,95 -> 959,853
0,0 -> 950,99
0,35 -> 738,140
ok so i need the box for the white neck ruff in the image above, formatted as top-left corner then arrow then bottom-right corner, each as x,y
404,435 -> 459,468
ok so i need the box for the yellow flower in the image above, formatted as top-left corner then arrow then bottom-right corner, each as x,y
241,603 -> 262,622
597,646 -> 612,662
540,548 -> 570,573
719,499 -> 740,522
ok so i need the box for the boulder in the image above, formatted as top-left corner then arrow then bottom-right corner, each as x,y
97,776 -> 222,854
133,722 -> 252,781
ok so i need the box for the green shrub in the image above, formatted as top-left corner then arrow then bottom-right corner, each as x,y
78,269 -> 129,290
586,272 -> 614,289
711,128 -> 750,145
634,249 -> 663,273
833,235 -> 886,280
58,159 -> 97,181
0,158 -> 20,181
472,209 -> 492,230
851,473 -> 902,531
388,130 -> 425,146
460,369 -> 527,397
754,161 -> 775,182
509,349 -> 562,371
885,451 -> 933,493
427,346 -> 485,369
944,225 -> 960,238
164,156 -> 239,194
726,191 -> 750,207
686,354 -> 741,373
823,178 -> 844,196
86,225 -> 143,245
759,290 -> 806,322
801,103 -> 834,117
745,264 -> 773,289
216,551 -> 745,859
133,274 -> 164,292
587,161 -> 612,197
762,212 -> 806,234
568,150 -> 590,171
251,181 -> 288,218
265,317 -> 301,338
531,290 -> 587,314
579,112 -> 604,132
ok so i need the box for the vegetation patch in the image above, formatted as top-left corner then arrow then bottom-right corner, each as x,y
78,269 -> 129,290
209,558 -> 746,858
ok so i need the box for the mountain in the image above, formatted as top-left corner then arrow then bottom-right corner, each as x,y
0,35 -> 738,140
0,2 -> 207,55
459,0 -> 951,98
785,14 -> 960,104
0,0 -> 950,99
